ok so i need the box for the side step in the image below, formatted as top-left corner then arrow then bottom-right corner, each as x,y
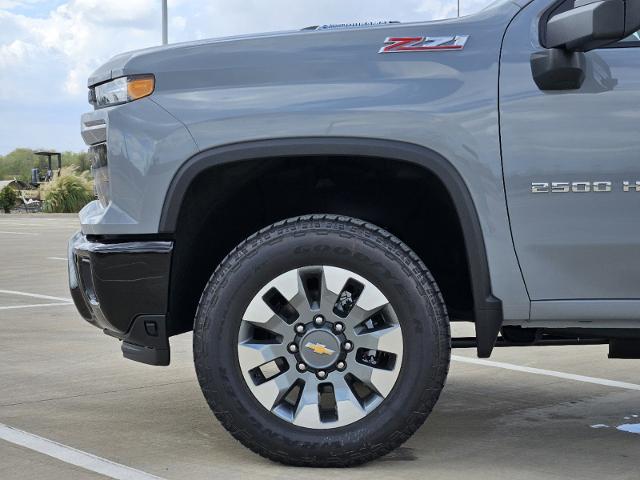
454,336 -> 640,360
609,339 -> 640,359
453,336 -> 608,349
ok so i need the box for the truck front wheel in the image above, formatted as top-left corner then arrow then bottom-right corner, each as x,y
193,215 -> 450,466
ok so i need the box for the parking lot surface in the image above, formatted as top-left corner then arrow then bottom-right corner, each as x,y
1,214 -> 639,479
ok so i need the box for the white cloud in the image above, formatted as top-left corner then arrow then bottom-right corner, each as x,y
0,38 -> 34,67
416,1 -> 459,19
170,14 -> 186,32
0,0 -> 161,102
0,0 -> 493,153
72,0 -> 157,27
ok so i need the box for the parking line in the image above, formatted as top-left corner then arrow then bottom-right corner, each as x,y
0,289 -> 72,302
47,257 -> 69,261
452,355 -> 640,391
0,222 -> 76,227
0,423 -> 165,480
0,302 -> 73,311
0,231 -> 40,236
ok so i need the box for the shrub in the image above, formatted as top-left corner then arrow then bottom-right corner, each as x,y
0,186 -> 18,213
42,170 -> 94,213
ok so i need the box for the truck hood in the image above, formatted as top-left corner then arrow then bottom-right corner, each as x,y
88,30 -> 301,86
88,0 -> 524,87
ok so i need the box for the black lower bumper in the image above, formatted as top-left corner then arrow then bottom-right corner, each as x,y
68,231 -> 173,366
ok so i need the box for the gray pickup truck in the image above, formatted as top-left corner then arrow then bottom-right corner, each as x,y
69,0 -> 640,467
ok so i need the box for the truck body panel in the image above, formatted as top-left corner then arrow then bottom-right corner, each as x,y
500,0 -> 640,326
75,0 -> 640,353
80,2 -> 531,321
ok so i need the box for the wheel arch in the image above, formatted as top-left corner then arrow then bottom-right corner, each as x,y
160,137 -> 503,357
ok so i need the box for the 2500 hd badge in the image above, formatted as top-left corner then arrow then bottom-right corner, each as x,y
532,181 -> 640,193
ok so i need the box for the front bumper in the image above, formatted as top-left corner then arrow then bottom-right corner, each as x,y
68,231 -> 173,366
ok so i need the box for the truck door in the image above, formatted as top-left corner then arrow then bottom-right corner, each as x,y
500,0 -> 640,322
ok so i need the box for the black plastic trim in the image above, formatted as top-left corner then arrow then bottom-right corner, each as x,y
121,315 -> 170,366
68,232 -> 173,365
159,137 -> 504,357
74,235 -> 172,254
609,339 -> 640,359
531,49 -> 586,90
453,335 -> 608,349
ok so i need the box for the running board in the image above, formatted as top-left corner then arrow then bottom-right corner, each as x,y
453,336 -> 608,350
609,339 -> 640,359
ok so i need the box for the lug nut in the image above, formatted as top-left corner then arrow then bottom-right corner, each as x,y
288,344 -> 298,353
336,361 -> 346,371
343,341 -> 354,352
295,324 -> 305,334
314,315 -> 325,326
334,322 -> 345,333
316,370 -> 327,380
297,362 -> 307,372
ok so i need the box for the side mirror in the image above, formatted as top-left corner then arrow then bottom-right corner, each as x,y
545,0 -> 640,52
532,0 -> 640,90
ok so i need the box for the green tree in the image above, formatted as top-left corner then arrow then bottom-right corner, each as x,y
0,148 -> 90,182
0,148 -> 37,180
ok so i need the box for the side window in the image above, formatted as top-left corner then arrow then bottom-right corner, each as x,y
620,32 -> 640,43
605,31 -> 640,49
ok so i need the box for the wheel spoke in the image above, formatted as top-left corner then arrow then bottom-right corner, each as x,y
321,265 -> 387,313
321,266 -> 389,328
243,269 -> 300,324
250,369 -> 298,411
249,314 -> 292,338
332,375 -> 368,423
296,267 -> 323,311
238,342 -> 285,369
292,377 -> 322,427
349,361 -> 398,398
319,266 -> 341,313
346,303 -> 386,326
355,324 -> 403,356
353,281 -> 388,312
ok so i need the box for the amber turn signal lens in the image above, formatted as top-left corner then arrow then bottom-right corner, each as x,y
127,76 -> 155,100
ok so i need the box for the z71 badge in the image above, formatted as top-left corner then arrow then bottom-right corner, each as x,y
379,36 -> 469,54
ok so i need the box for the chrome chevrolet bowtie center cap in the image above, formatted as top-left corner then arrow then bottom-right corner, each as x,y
299,330 -> 340,369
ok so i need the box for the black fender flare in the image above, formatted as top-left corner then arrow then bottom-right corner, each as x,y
159,137 -> 503,357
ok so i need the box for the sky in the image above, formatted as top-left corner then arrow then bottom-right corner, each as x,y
0,0 -> 492,154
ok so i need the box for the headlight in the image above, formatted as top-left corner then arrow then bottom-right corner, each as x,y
92,75 -> 155,108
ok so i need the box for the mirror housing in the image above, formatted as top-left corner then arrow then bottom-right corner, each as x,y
546,0 -> 640,52
533,0 -> 640,91
531,49 -> 586,90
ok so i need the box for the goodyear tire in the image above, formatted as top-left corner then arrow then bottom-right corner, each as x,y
193,215 -> 450,467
